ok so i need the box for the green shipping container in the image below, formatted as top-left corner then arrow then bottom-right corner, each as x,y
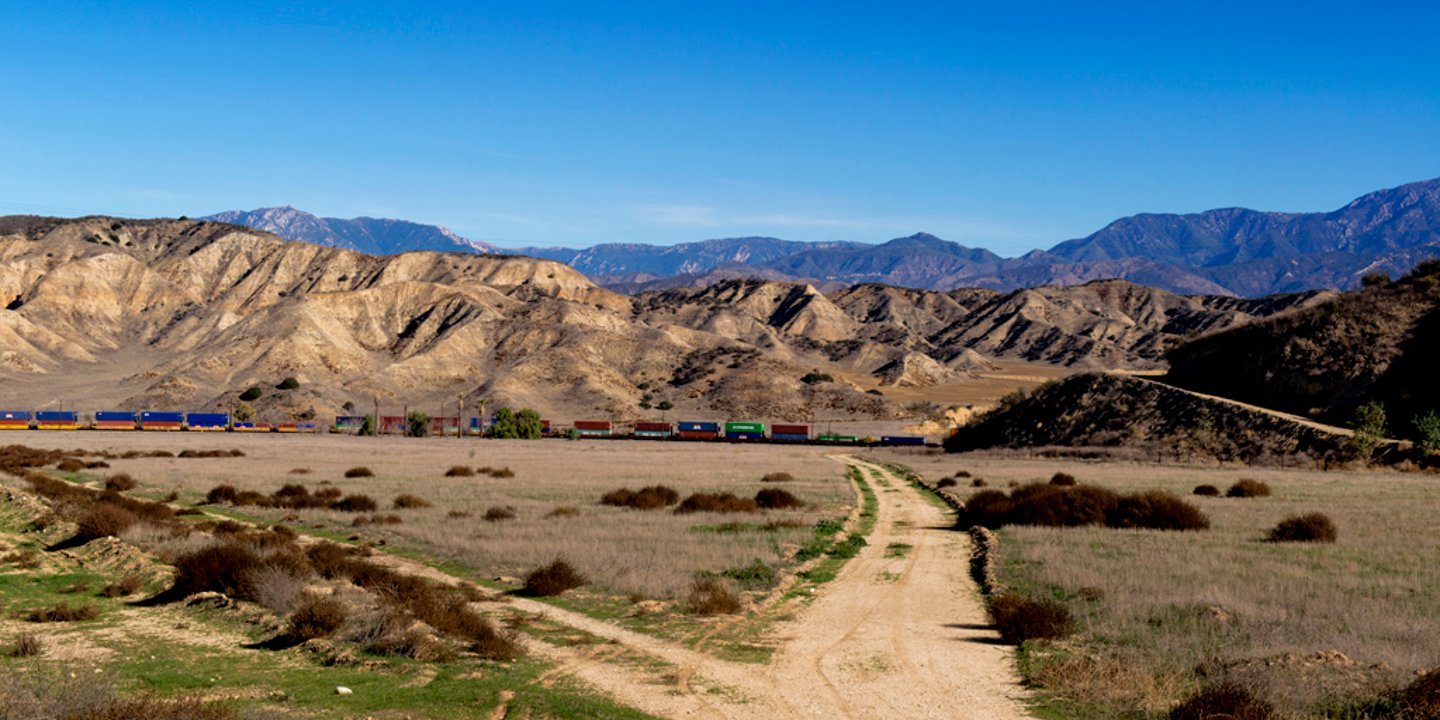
818,434 -> 858,443
725,422 -> 765,433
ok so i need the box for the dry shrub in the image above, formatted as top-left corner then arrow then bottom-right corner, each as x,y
250,566 -> 308,613
936,478 -> 957,488
205,484 -> 238,504
954,470 -> 972,478
84,461 -> 110,469
674,492 -> 759,515
56,458 -> 86,472
483,506 -> 517,522
171,542 -> 263,599
600,485 -> 680,510
27,602 -> 99,623
1168,682 -> 1277,720
393,494 -> 432,509
444,465 -> 474,477
233,490 -> 271,507
1227,479 -> 1272,498
764,518 -> 805,530
366,628 -> 456,663
687,577 -> 741,615
1193,484 -> 1220,497
287,596 -> 348,640
60,581 -> 90,594
972,478 -> 989,487
545,506 -> 581,518
1008,484 -> 1118,528
1267,513 -> 1338,543
487,467 -> 515,478
177,449 -> 245,458
344,466 -> 374,478
761,472 -> 795,483
1106,491 -> 1211,531
754,488 -> 804,510
1401,669 -> 1440,718
523,559 -> 585,596
331,494 -> 378,513
446,510 -> 473,520
76,504 -> 139,541
288,467 -> 311,475
306,542 -> 358,580
7,633 -> 42,657
987,593 -> 1074,644
1051,472 -> 1078,486
100,573 -> 145,598
103,474 -> 137,492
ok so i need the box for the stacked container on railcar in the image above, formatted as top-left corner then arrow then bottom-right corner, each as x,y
429,416 -> 461,436
633,422 -> 674,439
333,416 -> 366,433
185,413 -> 230,432
233,422 -> 272,433
816,433 -> 860,444
35,411 -> 79,430
276,423 -> 300,433
771,424 -> 811,443
378,416 -> 406,435
880,435 -> 926,446
677,421 -> 721,440
724,421 -> 766,441
574,420 -> 613,437
94,411 -> 138,431
140,411 -> 184,431
0,411 -> 31,430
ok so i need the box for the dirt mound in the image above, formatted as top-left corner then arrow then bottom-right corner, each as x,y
874,352 -> 966,387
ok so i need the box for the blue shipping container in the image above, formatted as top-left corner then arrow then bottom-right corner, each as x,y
186,413 -> 230,426
142,412 -> 185,423
880,435 -> 926,446
772,433 -> 809,442
96,411 -> 137,422
0,411 -> 31,420
725,431 -> 765,441
679,421 -> 720,432
36,411 -> 78,421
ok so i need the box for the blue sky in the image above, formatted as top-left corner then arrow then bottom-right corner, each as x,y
3,2 -> 1437,254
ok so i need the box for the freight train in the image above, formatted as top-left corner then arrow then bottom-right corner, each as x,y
0,410 -> 929,447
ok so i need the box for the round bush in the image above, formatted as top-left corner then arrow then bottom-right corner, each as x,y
287,596 -> 348,640
754,488 -> 804,510
987,593 -> 1074,644
1169,682 -> 1277,720
1106,491 -> 1210,531
1193,484 -> 1220,497
1050,472 -> 1077,486
1267,513 -> 1338,543
523,559 -> 586,596
1227,479 -> 1272,498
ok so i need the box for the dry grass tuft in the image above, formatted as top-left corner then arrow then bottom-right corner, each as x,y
545,506 -> 582,518
26,602 -> 99,623
444,465 -> 474,477
483,506 -> 517,522
1227,479 -> 1272,498
344,466 -> 374,478
987,593 -> 1073,644
353,513 -> 403,527
103,474 -> 137,492
7,633 -> 43,657
487,467 -> 515,479
100,573 -> 146,598
523,559 -> 585,596
287,595 -> 348,640
1168,682 -> 1278,720
1401,670 -> 1440,718
205,484 -> 238,504
392,494 -> 432,509
288,467 -> 311,475
331,494 -> 378,513
1267,513 -> 1338,543
600,485 -> 680,510
687,577 -> 742,615
760,472 -> 795,483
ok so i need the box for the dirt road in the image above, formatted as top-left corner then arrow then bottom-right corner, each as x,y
1120,374 -> 1358,437
489,456 -> 1032,719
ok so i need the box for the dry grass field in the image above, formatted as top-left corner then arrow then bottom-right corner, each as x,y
880,448 -> 1440,718
4,431 -> 850,600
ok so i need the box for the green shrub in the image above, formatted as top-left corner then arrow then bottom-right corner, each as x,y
239,386 -> 263,401
276,377 -> 300,390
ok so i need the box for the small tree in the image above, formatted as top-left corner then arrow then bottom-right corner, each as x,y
1361,271 -> 1391,288
234,402 -> 256,423
1414,410 -> 1440,456
406,411 -> 431,437
492,407 -> 518,439
1346,401 -> 1388,460
276,377 -> 300,390
342,400 -> 356,414
657,400 -> 674,411
239,386 -> 263,402
800,370 -> 834,385
516,408 -> 544,439
360,414 -> 376,436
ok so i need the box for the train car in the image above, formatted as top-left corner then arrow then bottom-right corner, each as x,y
574,420 -> 613,437
467,417 -> 485,435
140,411 -> 184,431
725,421 -> 766,441
295,423 -> 318,432
35,411 -> 79,430
541,419 -> 553,435
633,421 -> 674,439
880,435 -> 926,447
429,416 -> 461,436
0,411 -> 31,430
233,422 -> 272,433
771,423 -> 811,443
677,421 -> 721,440
816,433 -> 860,444
276,423 -> 300,433
94,411 -> 138,431
333,415 -> 366,433
185,413 -> 230,432
378,415 -> 406,435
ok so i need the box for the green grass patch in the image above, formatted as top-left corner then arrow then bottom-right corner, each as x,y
884,543 -> 912,558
